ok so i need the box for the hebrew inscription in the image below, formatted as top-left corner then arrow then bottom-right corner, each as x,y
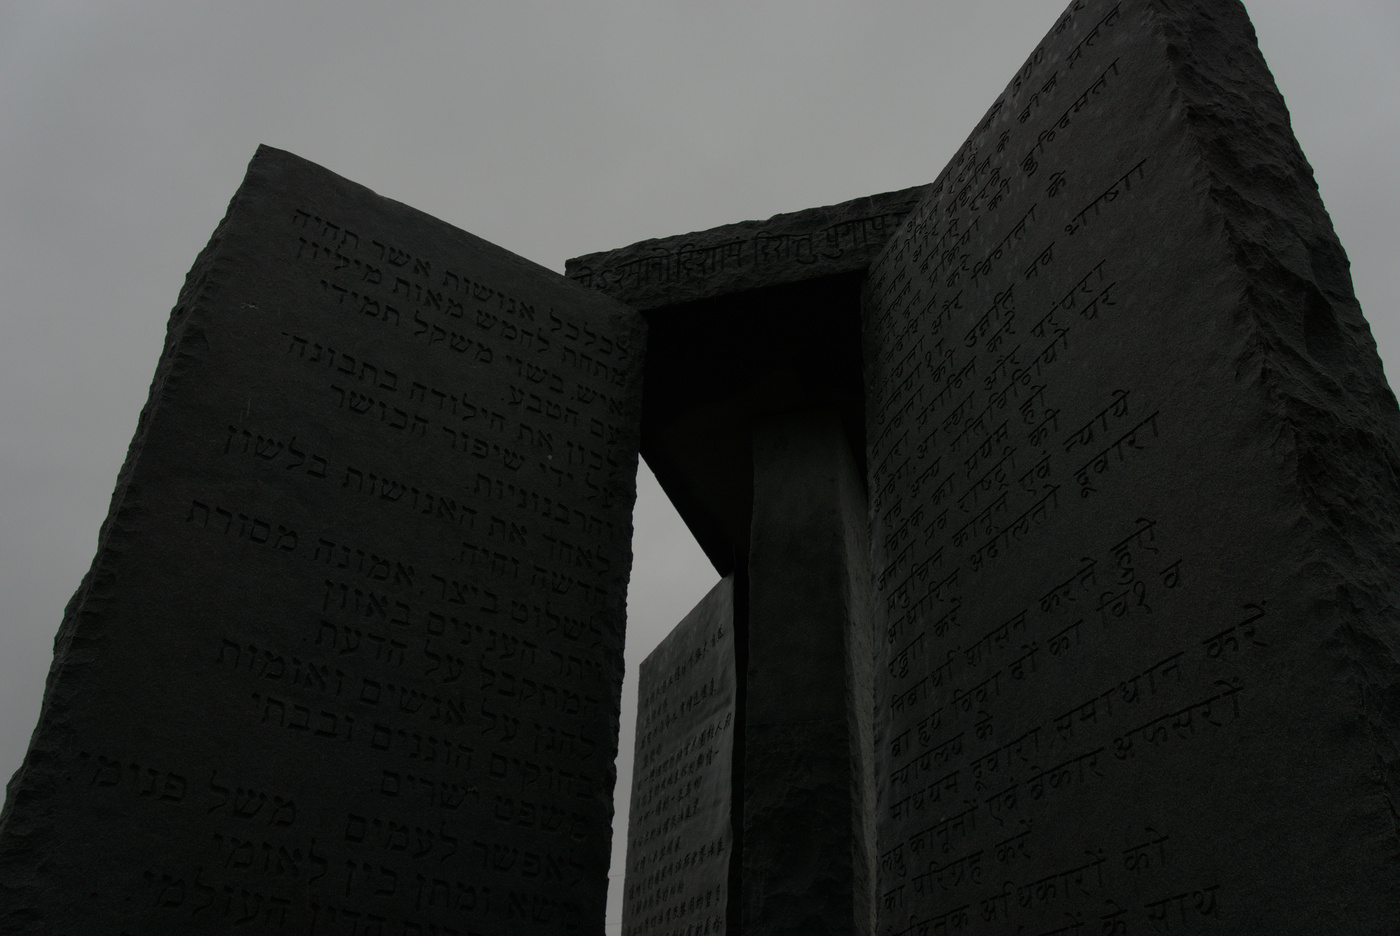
865,1 -> 1400,932
0,146 -> 645,935
622,578 -> 735,936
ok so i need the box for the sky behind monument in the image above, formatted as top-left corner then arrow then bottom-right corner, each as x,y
1,2 -> 1397,931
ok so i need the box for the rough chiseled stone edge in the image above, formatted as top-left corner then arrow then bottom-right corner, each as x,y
854,0 -> 1400,924
1150,0 -> 1400,895
0,152 -> 246,926
0,145 -> 649,930
564,186 -> 930,311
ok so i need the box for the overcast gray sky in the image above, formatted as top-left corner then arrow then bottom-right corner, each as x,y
2,2 -> 1397,930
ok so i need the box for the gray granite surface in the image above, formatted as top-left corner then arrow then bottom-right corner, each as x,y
0,146 -> 646,935
863,1 -> 1400,932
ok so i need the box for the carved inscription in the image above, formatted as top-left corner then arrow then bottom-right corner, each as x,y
622,578 -> 736,936
0,148 -> 643,934
571,211 -> 911,296
862,2 -> 1319,932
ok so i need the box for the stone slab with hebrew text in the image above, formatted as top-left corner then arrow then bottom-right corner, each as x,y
0,146 -> 645,935
864,1 -> 1400,933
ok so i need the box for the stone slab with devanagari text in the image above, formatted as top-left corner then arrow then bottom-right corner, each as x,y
864,1 -> 1400,933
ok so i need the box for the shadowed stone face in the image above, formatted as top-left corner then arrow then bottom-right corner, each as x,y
0,145 -> 646,935
568,187 -> 928,580
864,1 -> 1400,932
596,2 -> 1400,934
4,1 -> 1399,933
623,577 -> 737,936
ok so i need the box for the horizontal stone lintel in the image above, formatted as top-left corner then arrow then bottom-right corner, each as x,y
564,185 -> 930,310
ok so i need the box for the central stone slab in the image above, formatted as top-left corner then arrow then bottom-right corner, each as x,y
568,186 -> 927,577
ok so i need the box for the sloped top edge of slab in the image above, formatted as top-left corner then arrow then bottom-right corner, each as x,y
254,144 -> 642,325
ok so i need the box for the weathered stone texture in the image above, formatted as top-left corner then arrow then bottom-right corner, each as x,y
623,577 -> 736,936
565,187 -> 927,311
0,146 -> 646,935
864,1 -> 1400,932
